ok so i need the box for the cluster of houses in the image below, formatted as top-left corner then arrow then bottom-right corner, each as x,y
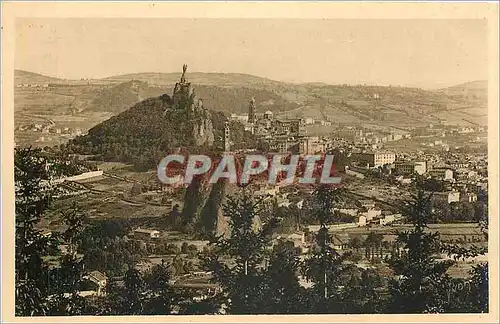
334,199 -> 403,227
16,83 -> 50,88
332,127 -> 410,148
348,148 -> 487,201
228,99 -> 336,155
16,123 -> 83,137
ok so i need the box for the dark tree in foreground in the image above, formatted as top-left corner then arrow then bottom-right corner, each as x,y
260,240 -> 309,314
47,204 -> 89,315
387,191 -> 455,313
200,190 -> 279,314
301,185 -> 353,313
15,148 -> 55,315
143,260 -> 179,314
15,148 -> 89,316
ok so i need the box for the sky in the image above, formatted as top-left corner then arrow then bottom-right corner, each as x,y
15,18 -> 488,89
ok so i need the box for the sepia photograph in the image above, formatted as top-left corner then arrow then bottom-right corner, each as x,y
1,2 -> 498,322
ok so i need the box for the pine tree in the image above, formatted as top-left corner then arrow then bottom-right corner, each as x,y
142,260 -> 177,314
47,203 -> 88,315
301,185 -> 352,313
200,190 -> 278,314
15,147 -> 89,316
15,147 -> 54,315
340,268 -> 386,313
260,240 -> 308,314
387,190 -> 454,313
123,267 -> 144,315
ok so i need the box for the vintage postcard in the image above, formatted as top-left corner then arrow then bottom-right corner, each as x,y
1,2 -> 499,323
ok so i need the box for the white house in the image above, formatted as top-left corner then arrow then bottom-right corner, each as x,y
278,232 -> 306,248
360,208 -> 382,222
431,191 -> 460,204
357,215 -> 367,227
379,213 -> 402,225
336,208 -> 358,217
133,228 -> 161,240
429,168 -> 454,181
87,270 -> 108,296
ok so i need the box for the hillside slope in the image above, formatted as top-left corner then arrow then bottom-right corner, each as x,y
14,69 -> 489,131
439,80 -> 487,102
85,81 -> 297,115
15,70 -> 66,85
100,71 -> 486,127
103,71 -> 284,88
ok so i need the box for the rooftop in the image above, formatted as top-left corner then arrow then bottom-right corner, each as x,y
134,228 -> 160,234
89,270 -> 107,282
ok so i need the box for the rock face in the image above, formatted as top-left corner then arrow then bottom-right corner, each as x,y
198,180 -> 229,237
181,174 -> 230,237
169,64 -> 214,147
181,176 -> 212,229
192,115 -> 215,147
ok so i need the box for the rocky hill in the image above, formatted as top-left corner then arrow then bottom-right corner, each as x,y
68,67 -> 258,171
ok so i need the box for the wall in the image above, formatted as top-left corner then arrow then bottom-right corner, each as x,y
65,170 -> 104,182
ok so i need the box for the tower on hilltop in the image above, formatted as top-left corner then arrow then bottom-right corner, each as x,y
172,64 -> 195,112
248,97 -> 256,124
223,121 -> 231,152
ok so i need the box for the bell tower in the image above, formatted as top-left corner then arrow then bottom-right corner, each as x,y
248,97 -> 256,124
223,121 -> 231,152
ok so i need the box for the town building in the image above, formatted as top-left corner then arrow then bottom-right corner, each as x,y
133,228 -> 161,240
460,192 -> 478,203
87,270 -> 108,296
331,234 -> 350,250
273,118 -> 306,137
359,208 -> 382,222
336,207 -> 358,217
354,151 -> 396,168
379,213 -> 402,225
394,161 -> 427,175
277,232 -> 306,250
430,191 -> 460,204
356,215 -> 367,226
429,167 -> 454,181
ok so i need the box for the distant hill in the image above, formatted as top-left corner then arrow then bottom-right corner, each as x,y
103,71 -> 285,88
101,72 -> 486,127
15,69 -> 489,132
442,80 -> 487,91
439,80 -> 487,102
15,70 -> 66,86
84,80 -> 296,115
85,80 -> 166,114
